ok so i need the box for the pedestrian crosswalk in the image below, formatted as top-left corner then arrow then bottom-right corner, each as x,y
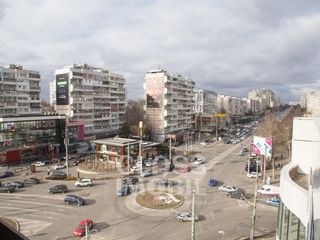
0,193 -> 71,237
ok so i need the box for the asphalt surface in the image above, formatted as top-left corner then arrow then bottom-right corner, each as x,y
0,138 -> 278,240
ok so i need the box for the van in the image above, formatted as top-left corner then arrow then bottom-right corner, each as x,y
257,185 -> 279,196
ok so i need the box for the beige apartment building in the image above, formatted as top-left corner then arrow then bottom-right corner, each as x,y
144,69 -> 195,142
0,64 -> 41,117
54,63 -> 126,139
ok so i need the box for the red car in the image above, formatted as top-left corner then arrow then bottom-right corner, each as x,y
73,219 -> 94,237
179,166 -> 191,173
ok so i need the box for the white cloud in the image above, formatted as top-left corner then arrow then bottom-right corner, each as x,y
1,0 -> 320,102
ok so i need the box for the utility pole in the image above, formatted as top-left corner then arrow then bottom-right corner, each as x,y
215,116 -> 218,141
191,188 -> 196,240
127,142 -> 130,175
250,156 -> 259,240
65,125 -> 69,177
169,135 -> 172,164
85,220 -> 88,240
139,121 -> 143,175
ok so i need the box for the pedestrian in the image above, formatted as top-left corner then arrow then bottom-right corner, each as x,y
47,167 -> 50,176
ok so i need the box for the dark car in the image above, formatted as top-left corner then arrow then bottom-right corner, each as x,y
24,177 -> 40,185
117,186 -> 131,196
155,179 -> 177,187
74,158 -> 85,166
49,170 -> 67,180
49,184 -> 68,194
5,181 -> 24,188
208,178 -> 217,187
0,185 -> 15,193
64,195 -> 86,206
227,190 -> 246,200
0,171 -> 14,179
122,177 -> 139,185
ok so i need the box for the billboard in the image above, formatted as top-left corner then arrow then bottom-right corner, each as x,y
146,77 -> 163,108
56,74 -> 69,105
253,136 -> 272,157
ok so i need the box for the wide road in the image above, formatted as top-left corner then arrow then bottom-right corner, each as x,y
0,138 -> 278,240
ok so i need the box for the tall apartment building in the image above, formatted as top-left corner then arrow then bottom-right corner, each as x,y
49,80 -> 56,106
144,69 -> 195,142
248,88 -> 277,110
54,63 -> 126,139
300,90 -> 320,116
0,64 -> 41,117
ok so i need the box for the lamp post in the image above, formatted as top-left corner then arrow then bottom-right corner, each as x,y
65,125 -> 69,177
139,121 -> 143,175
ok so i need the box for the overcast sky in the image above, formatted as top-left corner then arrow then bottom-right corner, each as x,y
1,0 -> 320,102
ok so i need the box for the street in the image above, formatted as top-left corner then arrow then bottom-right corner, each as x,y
0,138 -> 278,240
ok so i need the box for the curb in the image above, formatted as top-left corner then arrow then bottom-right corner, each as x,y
1,217 -> 20,231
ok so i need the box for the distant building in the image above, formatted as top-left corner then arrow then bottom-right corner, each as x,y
0,64 -> 41,117
248,88 -> 278,110
144,69 -> 195,142
49,80 -> 56,106
54,63 -> 126,139
277,117 -> 319,239
301,90 -> 320,116
194,89 -> 217,132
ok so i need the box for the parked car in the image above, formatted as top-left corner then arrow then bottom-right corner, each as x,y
140,170 -> 152,178
73,219 -> 94,237
176,212 -> 199,222
193,159 -> 206,165
75,179 -> 93,187
208,179 -> 217,187
74,158 -> 84,166
49,170 -> 67,180
242,147 -> 249,152
154,179 -> 177,187
48,184 -> 68,194
64,195 -> 86,206
24,177 -> 40,185
179,166 -> 191,173
265,197 -> 280,207
53,163 -> 67,170
247,172 -> 261,178
33,161 -> 46,167
122,177 -> 139,185
0,171 -> 14,179
117,186 -> 131,196
227,190 -> 246,200
130,165 -> 141,173
0,185 -> 15,193
218,185 -> 238,193
145,161 -> 157,167
5,181 -> 24,188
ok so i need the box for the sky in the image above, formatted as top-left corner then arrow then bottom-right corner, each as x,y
1,0 -> 320,103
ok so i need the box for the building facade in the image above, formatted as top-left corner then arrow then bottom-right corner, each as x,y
49,80 -> 56,106
0,115 -> 66,165
248,88 -> 278,110
277,117 -> 319,239
300,90 -> 320,117
144,69 -> 195,142
54,63 -> 126,139
0,64 -> 41,117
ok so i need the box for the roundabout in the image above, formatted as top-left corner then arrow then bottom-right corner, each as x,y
135,190 -> 184,210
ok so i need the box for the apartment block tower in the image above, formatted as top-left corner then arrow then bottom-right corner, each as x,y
0,64 -> 41,117
144,69 -> 195,142
54,63 -> 126,139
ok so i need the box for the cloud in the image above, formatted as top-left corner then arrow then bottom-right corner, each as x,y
1,0 -> 320,102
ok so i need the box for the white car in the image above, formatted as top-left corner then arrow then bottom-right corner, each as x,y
145,161 -> 157,167
130,165 -> 141,172
53,163 -> 67,170
176,212 -> 199,222
257,185 -> 280,196
33,161 -> 45,167
75,179 -> 93,187
218,185 -> 238,193
200,142 -> 207,146
193,159 -> 206,165
247,172 -> 261,178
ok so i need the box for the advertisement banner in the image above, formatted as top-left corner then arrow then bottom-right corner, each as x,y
253,136 -> 272,157
56,73 -> 69,105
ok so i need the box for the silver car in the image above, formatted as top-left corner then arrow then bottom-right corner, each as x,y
177,212 -> 199,222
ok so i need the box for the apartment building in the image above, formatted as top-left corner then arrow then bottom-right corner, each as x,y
300,90 -> 320,116
54,63 -> 126,139
194,89 -> 217,132
248,88 -> 277,110
49,80 -> 56,106
0,64 -> 41,117
144,69 -> 195,142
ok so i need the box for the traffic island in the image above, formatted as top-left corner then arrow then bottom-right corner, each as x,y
1,217 -> 20,231
135,190 -> 184,210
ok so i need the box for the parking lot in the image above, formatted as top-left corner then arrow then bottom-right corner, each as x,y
0,130 -> 279,240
